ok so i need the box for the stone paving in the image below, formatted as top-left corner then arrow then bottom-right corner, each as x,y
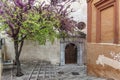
56,65 -> 106,80
1,61 -> 106,80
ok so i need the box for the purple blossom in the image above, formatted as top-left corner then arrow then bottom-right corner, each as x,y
6,21 -> 15,37
14,0 -> 26,8
14,0 -> 35,11
0,2 -> 3,14
28,0 -> 35,5
0,9 -> 3,14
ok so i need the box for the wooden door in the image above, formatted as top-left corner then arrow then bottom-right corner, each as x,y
65,43 -> 77,64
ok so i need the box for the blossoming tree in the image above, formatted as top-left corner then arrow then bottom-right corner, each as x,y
0,0 -> 85,77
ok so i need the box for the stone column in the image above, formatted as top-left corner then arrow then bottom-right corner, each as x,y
77,43 -> 80,65
79,43 -> 83,65
60,43 -> 65,66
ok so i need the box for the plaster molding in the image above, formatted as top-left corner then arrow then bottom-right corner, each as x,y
94,0 -> 119,43
87,0 -> 93,3
87,0 -> 93,42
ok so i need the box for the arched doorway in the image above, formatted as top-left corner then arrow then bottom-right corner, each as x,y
65,43 -> 77,64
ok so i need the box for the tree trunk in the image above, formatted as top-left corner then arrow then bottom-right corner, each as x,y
15,53 -> 24,77
14,38 -> 24,77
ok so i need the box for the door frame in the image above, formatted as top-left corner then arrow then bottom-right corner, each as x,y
60,42 -> 84,66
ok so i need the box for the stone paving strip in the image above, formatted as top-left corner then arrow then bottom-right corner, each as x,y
2,61 -> 107,80
28,61 -> 57,80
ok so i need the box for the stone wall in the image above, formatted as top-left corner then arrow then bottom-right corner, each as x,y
3,38 -> 60,65
20,40 -> 60,64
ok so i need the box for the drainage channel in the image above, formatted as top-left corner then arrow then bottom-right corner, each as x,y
28,61 -> 57,80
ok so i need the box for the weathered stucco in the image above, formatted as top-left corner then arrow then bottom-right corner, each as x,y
87,0 -> 120,79
87,43 -> 120,80
69,0 -> 87,33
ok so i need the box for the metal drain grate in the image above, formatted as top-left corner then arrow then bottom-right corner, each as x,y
71,72 -> 79,75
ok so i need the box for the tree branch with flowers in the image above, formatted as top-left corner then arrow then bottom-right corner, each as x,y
0,0 -> 85,77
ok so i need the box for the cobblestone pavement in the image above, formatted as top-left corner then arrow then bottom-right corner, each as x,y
2,61 -> 106,80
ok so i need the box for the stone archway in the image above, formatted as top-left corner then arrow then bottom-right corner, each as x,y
65,43 -> 77,64
60,38 -> 85,66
